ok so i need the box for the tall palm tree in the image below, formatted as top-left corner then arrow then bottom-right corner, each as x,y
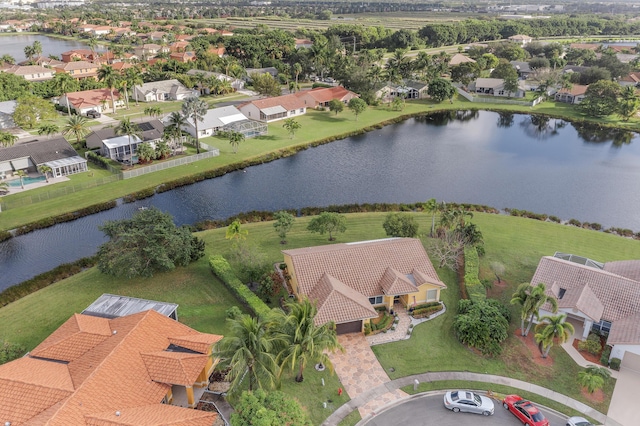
97,65 -> 119,113
62,115 -> 90,145
0,54 -> 15,65
293,62 -> 302,92
143,106 -> 162,119
0,131 -> 18,148
115,117 -> 141,165
125,67 -> 144,106
423,198 -> 438,237
15,170 -> 26,189
534,313 -> 574,358
37,124 -> 59,139
211,314 -> 281,396
32,40 -> 43,60
272,298 -> 344,383
523,283 -> 558,336
181,96 -> 207,154
52,72 -> 77,116
38,164 -> 52,182
510,282 -> 532,336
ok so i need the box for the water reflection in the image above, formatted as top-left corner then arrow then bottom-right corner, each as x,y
519,115 -> 567,140
572,122 -> 636,148
415,110 -> 479,126
497,112 -> 515,128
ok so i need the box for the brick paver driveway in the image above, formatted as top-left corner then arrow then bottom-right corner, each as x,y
329,333 -> 407,418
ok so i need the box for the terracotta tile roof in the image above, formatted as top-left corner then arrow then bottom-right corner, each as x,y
550,281 -> 604,321
604,259 -> 640,281
243,94 -> 306,112
0,310 -> 223,425
64,88 -> 121,109
309,273 -> 378,325
284,238 -> 445,297
56,60 -> 98,71
0,357 -> 74,391
141,351 -> 207,386
608,313 -> 640,345
168,334 -> 223,354
30,313 -> 112,362
557,84 -> 588,96
85,403 -> 217,426
379,267 -> 419,295
295,86 -> 358,105
449,53 -> 476,65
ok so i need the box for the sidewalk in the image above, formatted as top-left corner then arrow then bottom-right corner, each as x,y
322,371 -> 607,426
561,336 -> 619,379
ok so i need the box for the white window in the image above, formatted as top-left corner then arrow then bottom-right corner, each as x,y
427,289 -> 437,301
368,296 -> 383,305
299,108 -> 304,113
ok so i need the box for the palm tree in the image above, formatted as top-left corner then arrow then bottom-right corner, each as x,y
0,54 -> 15,65
423,198 -> 438,237
523,283 -> 558,336
510,282 -> 531,336
164,111 -> 187,154
181,96 -> 208,154
0,181 -> 8,194
272,298 -> 344,383
86,36 -> 98,61
0,131 -> 18,148
38,164 -> 52,182
115,117 -> 141,165
32,40 -> 43,60
52,72 -> 77,116
211,314 -> 281,396
15,170 -> 26,189
578,369 -> 606,393
62,115 -> 90,145
293,62 -> 302,92
37,124 -> 58,139
228,131 -> 244,154
534,313 -> 574,358
126,67 -> 144,106
97,65 -> 119,113
143,106 -> 162,119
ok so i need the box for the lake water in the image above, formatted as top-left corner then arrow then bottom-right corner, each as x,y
1,110 -> 640,290
1,34 -> 93,62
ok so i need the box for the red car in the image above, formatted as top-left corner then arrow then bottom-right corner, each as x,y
502,394 -> 549,426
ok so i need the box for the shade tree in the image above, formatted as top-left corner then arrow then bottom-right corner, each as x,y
307,211 -> 347,241
273,211 -> 295,244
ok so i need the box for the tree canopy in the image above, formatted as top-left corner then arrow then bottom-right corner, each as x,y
427,78 -> 456,103
97,208 -> 205,278
382,212 -> 419,238
307,212 -> 347,241
231,389 -> 312,426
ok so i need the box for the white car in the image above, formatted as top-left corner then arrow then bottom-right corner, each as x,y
567,416 -> 593,426
443,390 -> 495,416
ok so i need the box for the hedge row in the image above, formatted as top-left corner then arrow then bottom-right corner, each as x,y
412,304 -> 443,319
0,256 -> 97,307
123,187 -> 156,203
0,230 -> 12,243
208,255 -> 271,318
463,246 -> 486,303
412,301 -> 441,310
15,201 -> 117,236
86,151 -> 111,169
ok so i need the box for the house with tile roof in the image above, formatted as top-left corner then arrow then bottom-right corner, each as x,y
52,60 -> 99,80
469,77 -> 526,98
282,238 -> 446,334
0,137 -> 87,180
239,94 -> 307,123
448,53 -> 476,66
180,106 -> 266,138
0,309 -> 223,425
618,72 -> 640,87
532,253 -> 640,361
0,64 -> 55,82
58,88 -> 123,114
508,34 -> 533,46
554,84 -> 588,104
295,86 -> 359,109
133,79 -> 197,103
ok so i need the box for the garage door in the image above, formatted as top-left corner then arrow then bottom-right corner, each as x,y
336,321 -> 362,335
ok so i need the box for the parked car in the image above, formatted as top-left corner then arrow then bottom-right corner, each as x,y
503,395 -> 549,426
567,416 -> 593,426
324,77 -> 336,83
86,110 -> 101,118
443,390 -> 494,416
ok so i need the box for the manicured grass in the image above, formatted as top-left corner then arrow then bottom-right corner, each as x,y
402,381 -> 598,423
338,410 -> 362,426
3,96 -> 640,231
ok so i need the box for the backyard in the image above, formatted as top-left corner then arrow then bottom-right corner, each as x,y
1,211 -> 639,422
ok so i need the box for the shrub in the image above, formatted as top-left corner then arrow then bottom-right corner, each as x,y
364,322 -> 371,335
412,304 -> 443,318
600,346 -> 612,366
86,151 -> 112,169
609,357 -> 621,371
548,215 -> 561,223
463,246 -> 486,303
209,255 -> 271,318
412,301 -> 441,310
568,218 -> 582,227
578,338 -> 602,355
15,201 -> 116,235
0,230 -> 12,243
0,341 -> 26,365
123,187 -> 156,203
382,212 -> 419,238
225,306 -> 242,319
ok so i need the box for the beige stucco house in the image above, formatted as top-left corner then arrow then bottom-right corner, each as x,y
282,238 -> 446,334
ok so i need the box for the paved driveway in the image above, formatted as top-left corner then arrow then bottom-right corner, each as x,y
329,333 -> 407,418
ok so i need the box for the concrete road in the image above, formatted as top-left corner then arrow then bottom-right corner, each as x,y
363,393 -> 567,426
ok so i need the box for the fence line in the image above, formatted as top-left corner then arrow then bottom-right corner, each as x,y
122,148 -> 219,179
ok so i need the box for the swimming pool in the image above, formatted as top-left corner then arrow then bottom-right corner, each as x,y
7,175 -> 46,187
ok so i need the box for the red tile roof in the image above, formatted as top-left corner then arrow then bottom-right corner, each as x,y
242,94 -> 306,112
557,84 -> 588,96
0,310 -> 222,425
295,86 -> 358,105
85,404 -> 216,426
64,88 -> 121,109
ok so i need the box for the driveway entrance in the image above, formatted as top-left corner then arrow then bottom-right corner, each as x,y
329,333 -> 407,418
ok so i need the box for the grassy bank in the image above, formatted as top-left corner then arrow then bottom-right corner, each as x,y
1,212 -> 638,420
2,96 -> 640,232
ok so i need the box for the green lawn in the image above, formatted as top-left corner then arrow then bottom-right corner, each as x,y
1,212 -> 638,420
3,96 -> 640,231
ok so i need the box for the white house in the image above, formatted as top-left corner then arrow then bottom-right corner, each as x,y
186,69 -> 244,91
58,88 -> 124,115
469,78 -> 525,98
133,79 -> 198,102
508,34 -> 533,46
0,64 -> 55,82
86,119 -> 164,162
238,94 -> 306,123
554,85 -> 588,104
533,253 -> 640,362
181,106 -> 247,138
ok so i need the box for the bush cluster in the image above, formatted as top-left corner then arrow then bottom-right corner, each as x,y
578,333 -> 602,355
411,304 -> 443,319
600,346 -> 612,366
123,187 -> 156,203
15,201 -> 117,236
506,208 -> 548,221
0,230 -> 12,243
610,357 -> 621,371
86,151 -> 112,169
370,312 -> 393,333
463,246 -> 486,303
209,255 -> 271,318
0,256 -> 97,307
